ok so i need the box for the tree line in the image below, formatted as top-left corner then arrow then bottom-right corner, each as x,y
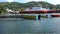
0,1 -> 60,14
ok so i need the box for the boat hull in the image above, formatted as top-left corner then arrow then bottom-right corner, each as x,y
21,15 -> 36,20
20,10 -> 54,14
51,15 -> 60,17
20,11 -> 48,14
21,15 -> 48,20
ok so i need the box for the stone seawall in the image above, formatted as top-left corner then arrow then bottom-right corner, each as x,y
0,14 -> 21,18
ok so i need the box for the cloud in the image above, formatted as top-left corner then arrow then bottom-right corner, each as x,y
19,0 -> 44,3
25,0 -> 44,2
6,0 -> 14,2
6,0 -> 16,2
44,0 -> 60,5
27,0 -> 60,5
5,0 -> 60,4
52,0 -> 60,4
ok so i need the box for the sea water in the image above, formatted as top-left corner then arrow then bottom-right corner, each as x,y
0,18 -> 60,34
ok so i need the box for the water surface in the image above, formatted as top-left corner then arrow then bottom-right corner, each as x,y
0,18 -> 60,34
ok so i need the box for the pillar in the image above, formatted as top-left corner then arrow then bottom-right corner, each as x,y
36,14 -> 38,20
47,14 -> 51,18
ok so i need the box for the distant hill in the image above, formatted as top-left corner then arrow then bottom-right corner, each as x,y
0,1 -> 60,11
56,4 -> 60,9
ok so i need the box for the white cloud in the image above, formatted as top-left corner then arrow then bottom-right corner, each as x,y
52,0 -> 60,4
29,0 -> 60,5
25,0 -> 60,5
6,0 -> 15,2
25,0 -> 44,2
5,0 -> 60,4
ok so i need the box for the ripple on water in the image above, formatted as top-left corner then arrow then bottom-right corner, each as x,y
0,18 -> 60,34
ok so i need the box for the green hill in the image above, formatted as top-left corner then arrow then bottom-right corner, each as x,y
0,1 -> 60,11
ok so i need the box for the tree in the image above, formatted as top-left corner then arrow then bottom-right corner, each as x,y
0,5 -> 7,14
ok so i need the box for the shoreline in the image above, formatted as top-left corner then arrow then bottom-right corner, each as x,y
0,14 -> 21,18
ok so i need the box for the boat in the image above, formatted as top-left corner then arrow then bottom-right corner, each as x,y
51,13 -> 60,17
20,7 -> 49,20
20,7 -> 49,14
21,15 -> 36,20
20,5 -> 54,19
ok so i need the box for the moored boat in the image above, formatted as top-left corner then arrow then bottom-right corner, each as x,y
20,7 -> 50,14
21,15 -> 36,20
51,13 -> 60,17
20,5 -> 54,19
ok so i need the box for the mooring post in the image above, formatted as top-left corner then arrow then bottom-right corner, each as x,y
36,14 -> 38,20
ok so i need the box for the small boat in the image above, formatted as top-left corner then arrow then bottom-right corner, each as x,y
21,15 -> 48,20
51,15 -> 60,17
51,13 -> 60,17
21,15 -> 36,20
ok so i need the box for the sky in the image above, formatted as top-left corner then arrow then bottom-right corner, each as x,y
0,0 -> 60,5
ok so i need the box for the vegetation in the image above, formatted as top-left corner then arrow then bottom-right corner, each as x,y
0,5 -> 7,14
0,1 -> 60,13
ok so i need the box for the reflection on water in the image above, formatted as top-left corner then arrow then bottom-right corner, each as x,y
0,18 -> 60,34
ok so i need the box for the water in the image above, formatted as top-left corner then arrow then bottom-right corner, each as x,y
0,18 -> 60,34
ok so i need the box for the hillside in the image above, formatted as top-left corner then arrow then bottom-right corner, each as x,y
0,1 -> 60,11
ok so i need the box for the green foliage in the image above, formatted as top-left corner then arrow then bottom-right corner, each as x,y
0,5 -> 7,14
0,1 -> 60,11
